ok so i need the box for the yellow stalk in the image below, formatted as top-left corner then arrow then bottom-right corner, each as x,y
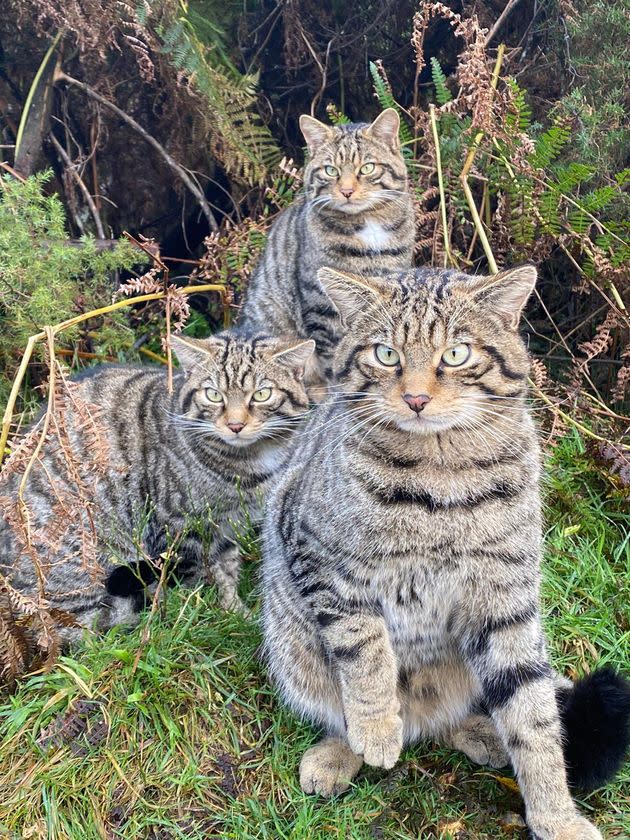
1,283 -> 230,464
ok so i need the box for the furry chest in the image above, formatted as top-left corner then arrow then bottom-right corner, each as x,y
355,221 -> 391,250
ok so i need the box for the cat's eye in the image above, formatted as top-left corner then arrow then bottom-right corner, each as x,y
441,344 -> 471,367
359,162 -> 375,175
205,388 -> 223,403
252,387 -> 272,403
374,344 -> 400,367
324,165 -> 338,177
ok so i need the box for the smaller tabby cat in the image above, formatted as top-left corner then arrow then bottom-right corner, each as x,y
262,266 -> 630,839
0,331 -> 314,640
239,108 -> 415,389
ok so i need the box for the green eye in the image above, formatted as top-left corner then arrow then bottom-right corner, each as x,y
375,344 -> 400,367
359,162 -> 375,175
206,388 -> 223,403
252,387 -> 272,403
441,344 -> 471,367
324,165 -> 338,177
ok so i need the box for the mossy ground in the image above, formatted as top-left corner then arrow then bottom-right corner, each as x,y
0,433 -> 627,839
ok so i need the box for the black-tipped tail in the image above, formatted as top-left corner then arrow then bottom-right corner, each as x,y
557,666 -> 630,790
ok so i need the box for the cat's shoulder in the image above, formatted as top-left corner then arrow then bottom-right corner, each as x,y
71,362 -> 164,384
70,363 -> 174,403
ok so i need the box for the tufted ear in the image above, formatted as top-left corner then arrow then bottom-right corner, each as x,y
270,338 -> 316,380
318,267 -> 390,326
169,335 -> 221,374
299,114 -> 334,154
468,265 -> 538,330
364,108 -> 400,149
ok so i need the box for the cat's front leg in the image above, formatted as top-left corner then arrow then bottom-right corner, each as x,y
317,603 -> 403,769
465,618 -> 602,840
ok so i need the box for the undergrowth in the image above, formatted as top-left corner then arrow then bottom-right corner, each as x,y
0,434 -> 627,840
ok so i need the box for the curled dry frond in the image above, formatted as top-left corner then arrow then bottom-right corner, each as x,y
0,357 -> 112,678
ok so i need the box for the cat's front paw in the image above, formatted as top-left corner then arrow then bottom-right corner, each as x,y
346,714 -> 403,769
531,815 -> 603,840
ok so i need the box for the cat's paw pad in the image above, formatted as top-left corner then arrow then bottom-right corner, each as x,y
449,716 -> 509,768
347,714 -> 403,769
299,738 -> 363,797
550,817 -> 603,840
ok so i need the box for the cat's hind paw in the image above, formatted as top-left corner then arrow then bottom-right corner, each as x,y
447,714 -> 509,768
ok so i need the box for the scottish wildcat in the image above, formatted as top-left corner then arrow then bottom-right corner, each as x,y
262,266 -> 630,839
239,108 -> 415,389
0,332 -> 313,641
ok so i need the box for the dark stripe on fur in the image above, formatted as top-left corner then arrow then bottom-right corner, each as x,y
483,662 -> 552,710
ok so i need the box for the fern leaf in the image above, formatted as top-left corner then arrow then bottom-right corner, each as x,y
430,57 -> 452,107
368,61 -> 414,148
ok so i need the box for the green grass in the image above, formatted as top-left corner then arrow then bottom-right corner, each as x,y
0,434 -> 628,839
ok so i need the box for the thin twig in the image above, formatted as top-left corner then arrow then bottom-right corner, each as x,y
17,329 -> 56,559
485,0 -> 525,46
429,104 -> 455,268
459,44 -> 505,275
529,381 -> 609,443
0,161 -> 27,182
56,73 -> 218,232
50,133 -> 105,239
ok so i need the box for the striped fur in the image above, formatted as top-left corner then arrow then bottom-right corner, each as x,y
239,109 -> 414,392
0,331 -> 313,640
262,266 -> 619,839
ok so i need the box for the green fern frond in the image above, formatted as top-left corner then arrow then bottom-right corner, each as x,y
326,103 -> 351,125
504,78 -> 532,132
368,61 -> 414,148
554,162 -> 594,193
156,10 -> 281,185
530,120 -> 571,169
430,57 -> 452,107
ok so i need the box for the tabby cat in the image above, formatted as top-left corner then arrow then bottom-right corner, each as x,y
239,108 -> 415,389
0,332 -> 313,640
262,266 -> 630,839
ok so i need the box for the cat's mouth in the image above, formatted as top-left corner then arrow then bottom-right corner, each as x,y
394,412 -> 458,434
330,195 -> 381,215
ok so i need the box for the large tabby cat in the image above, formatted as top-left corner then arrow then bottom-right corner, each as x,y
0,332 -> 313,640
262,266 -> 630,839
239,108 -> 415,388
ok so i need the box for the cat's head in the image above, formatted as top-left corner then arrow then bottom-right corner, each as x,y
299,109 -> 407,215
170,332 -> 315,447
318,265 -> 537,435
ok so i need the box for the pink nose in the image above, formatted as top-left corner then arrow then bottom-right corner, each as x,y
403,393 -> 431,414
227,421 -> 245,434
340,187 -> 354,198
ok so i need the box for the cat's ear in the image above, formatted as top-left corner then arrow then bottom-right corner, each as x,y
318,267 -> 389,325
299,114 -> 334,153
170,335 -> 220,374
270,339 -> 316,380
468,265 -> 537,329
364,108 -> 400,149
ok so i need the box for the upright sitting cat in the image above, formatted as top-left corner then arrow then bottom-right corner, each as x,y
239,108 -> 415,389
262,266 -> 630,839
0,332 -> 313,640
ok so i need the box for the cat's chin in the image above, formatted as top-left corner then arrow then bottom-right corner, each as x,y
219,434 -> 260,448
393,414 -> 458,435
328,198 -> 381,216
